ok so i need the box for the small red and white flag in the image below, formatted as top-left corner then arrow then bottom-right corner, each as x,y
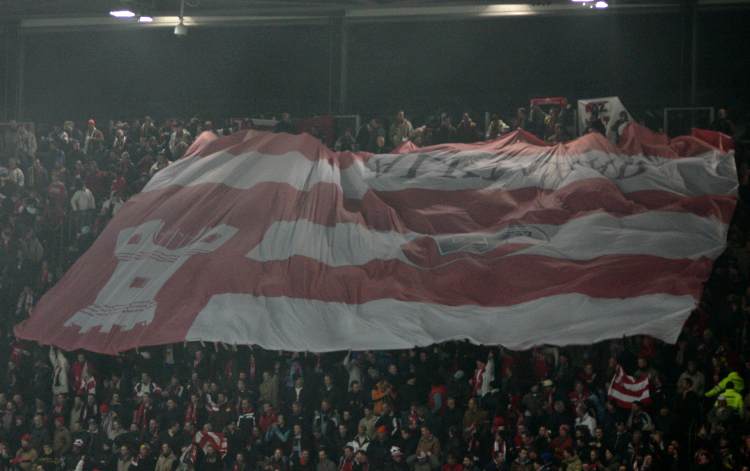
194,430 -> 228,457
608,365 -> 651,409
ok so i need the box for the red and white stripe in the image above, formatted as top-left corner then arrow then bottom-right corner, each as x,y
194,430 -> 227,457
14,124 -> 737,354
608,366 -> 651,409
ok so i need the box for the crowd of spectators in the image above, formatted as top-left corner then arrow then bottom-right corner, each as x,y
0,107 -> 748,471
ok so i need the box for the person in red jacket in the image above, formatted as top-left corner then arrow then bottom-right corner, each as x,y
441,453 -> 463,471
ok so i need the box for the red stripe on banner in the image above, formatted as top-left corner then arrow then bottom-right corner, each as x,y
137,180 -> 732,238
365,186 -> 736,231
610,381 -> 649,395
234,254 -> 712,306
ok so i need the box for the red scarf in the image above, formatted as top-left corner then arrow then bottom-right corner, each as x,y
185,402 -> 198,426
472,365 -> 485,396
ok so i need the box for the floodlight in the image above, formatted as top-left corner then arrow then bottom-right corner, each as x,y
110,9 -> 136,18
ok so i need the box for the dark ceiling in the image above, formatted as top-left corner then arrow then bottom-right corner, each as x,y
1,0 -> 524,17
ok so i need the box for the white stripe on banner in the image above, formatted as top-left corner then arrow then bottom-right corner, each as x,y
145,149 -> 737,201
144,151 -> 339,193
615,378 -> 650,392
185,293 -> 695,351
609,387 -> 651,403
246,211 -> 727,266
356,150 -> 737,197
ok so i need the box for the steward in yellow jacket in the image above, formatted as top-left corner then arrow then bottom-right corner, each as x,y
706,371 -> 745,398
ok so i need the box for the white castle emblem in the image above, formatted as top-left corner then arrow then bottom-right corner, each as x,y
64,220 -> 237,333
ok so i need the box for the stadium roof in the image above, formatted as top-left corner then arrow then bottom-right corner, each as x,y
3,0 -> 750,27
6,0 -> 616,17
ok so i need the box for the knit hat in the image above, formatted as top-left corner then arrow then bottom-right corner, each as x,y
73,438 -> 84,447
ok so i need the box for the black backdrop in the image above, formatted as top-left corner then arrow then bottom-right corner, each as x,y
13,10 -> 750,122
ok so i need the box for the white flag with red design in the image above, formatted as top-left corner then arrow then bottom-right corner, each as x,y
194,430 -> 227,457
608,365 -> 651,409
14,123 -> 736,354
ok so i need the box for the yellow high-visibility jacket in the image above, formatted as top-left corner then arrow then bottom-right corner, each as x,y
706,371 -> 745,398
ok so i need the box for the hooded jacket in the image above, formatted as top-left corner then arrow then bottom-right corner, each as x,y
705,371 -> 745,397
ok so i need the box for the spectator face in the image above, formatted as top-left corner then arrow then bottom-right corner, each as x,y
375,135 -> 385,148
161,444 -> 171,456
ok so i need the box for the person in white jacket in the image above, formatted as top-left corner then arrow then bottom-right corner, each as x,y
70,180 -> 96,233
471,351 -> 495,398
49,347 -> 69,396
70,181 -> 95,212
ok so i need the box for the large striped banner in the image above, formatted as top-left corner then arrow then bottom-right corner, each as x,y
14,124 -> 737,354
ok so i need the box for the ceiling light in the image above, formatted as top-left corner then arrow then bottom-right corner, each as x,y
109,9 -> 136,18
174,0 -> 187,36
174,19 -> 188,36
138,15 -> 154,23
594,1 -> 609,7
